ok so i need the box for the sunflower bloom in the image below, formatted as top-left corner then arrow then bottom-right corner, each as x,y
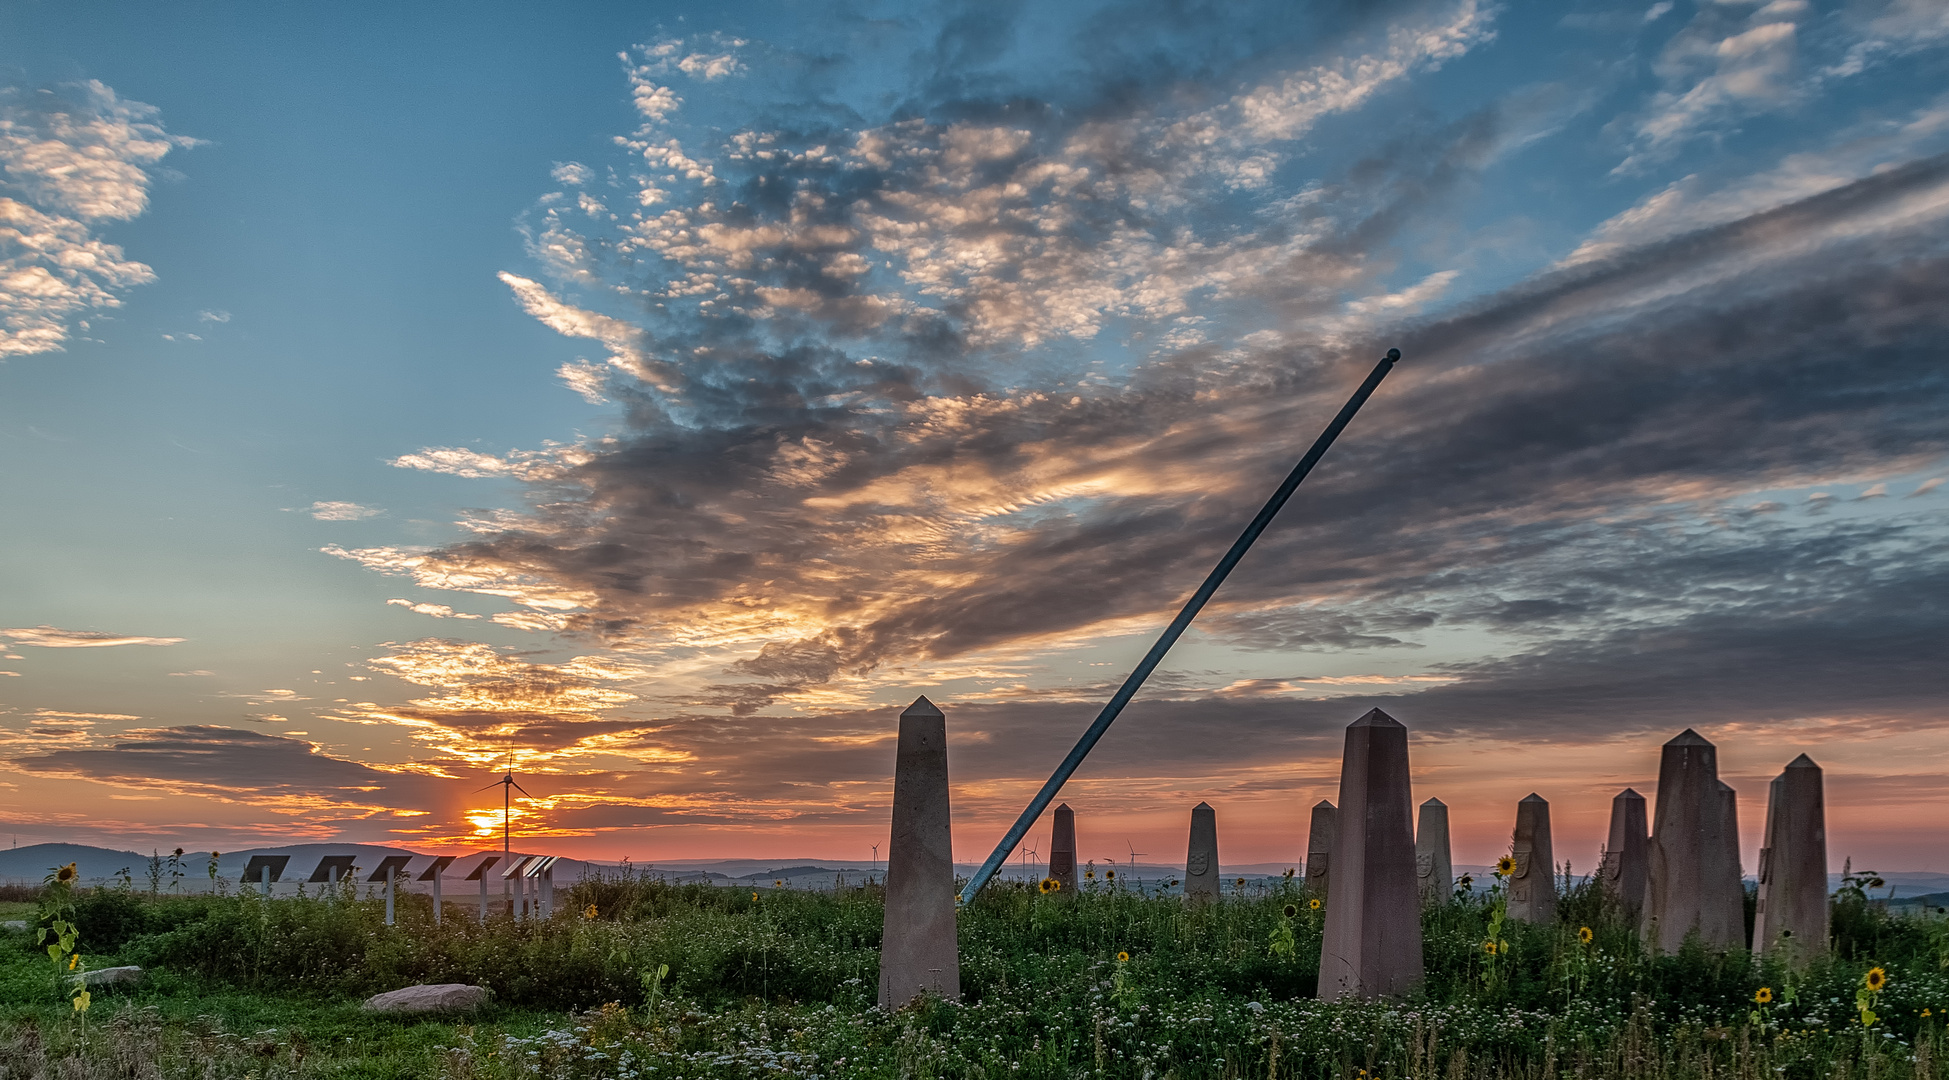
1283,903 -> 1299,918
1866,967 -> 1888,992
1756,987 -> 1773,1004
1578,926 -> 1593,944
1308,898 -> 1322,910
1495,856 -> 1516,877
1484,940 -> 1498,955
1038,878 -> 1056,894
1117,950 -> 1130,963
583,904 -> 598,920
56,863 -> 77,884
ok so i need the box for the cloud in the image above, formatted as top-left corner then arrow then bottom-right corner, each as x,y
309,500 -> 383,521
333,638 -> 677,768
0,625 -> 184,648
304,3 -> 1949,845
5,725 -> 442,817
551,161 -> 593,186
0,80 -> 193,357
196,309 -> 229,323
386,598 -> 482,619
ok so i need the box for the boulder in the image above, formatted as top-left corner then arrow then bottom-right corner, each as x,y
362,983 -> 490,1014
76,965 -> 144,988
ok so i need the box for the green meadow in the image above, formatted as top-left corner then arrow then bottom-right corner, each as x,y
3,869 -> 1946,1080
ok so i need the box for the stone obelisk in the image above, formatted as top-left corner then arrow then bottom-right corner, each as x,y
1305,800 -> 1338,899
1644,729 -> 1744,952
1184,801 -> 1220,903
1318,708 -> 1423,999
1049,802 -> 1078,895
1600,788 -> 1648,917
1415,797 -> 1452,905
1754,755 -> 1827,965
1508,794 -> 1556,924
878,697 -> 960,1007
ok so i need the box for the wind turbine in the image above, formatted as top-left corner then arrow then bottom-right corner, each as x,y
475,750 -> 532,863
1125,841 -> 1147,880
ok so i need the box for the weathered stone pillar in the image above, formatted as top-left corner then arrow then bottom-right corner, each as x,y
878,697 -> 960,1007
1184,801 -> 1220,903
1415,797 -> 1452,905
1305,800 -> 1338,899
1317,708 -> 1423,999
1715,781 -> 1746,948
1508,794 -> 1556,924
1049,802 -> 1078,895
1754,755 -> 1827,966
1644,729 -> 1744,951
1600,788 -> 1648,917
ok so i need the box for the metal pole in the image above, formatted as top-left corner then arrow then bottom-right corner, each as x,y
385,870 -> 395,926
432,868 -> 443,926
261,863 -> 271,898
959,348 -> 1401,904
478,870 -> 488,925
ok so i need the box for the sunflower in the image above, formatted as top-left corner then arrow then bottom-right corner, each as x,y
1283,903 -> 1299,918
1578,926 -> 1594,944
1308,898 -> 1322,910
1483,940 -> 1499,955
68,953 -> 80,971
1755,987 -> 1773,1004
1085,869 -> 1095,881
1106,869 -> 1116,880
751,891 -> 759,901
583,904 -> 599,920
1039,878 -> 1056,895
1495,856 -> 1516,877
1117,951 -> 1130,963
1865,967 -> 1888,993
55,863 -> 77,884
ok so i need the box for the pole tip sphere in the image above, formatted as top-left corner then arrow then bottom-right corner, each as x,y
1385,348 -> 1401,361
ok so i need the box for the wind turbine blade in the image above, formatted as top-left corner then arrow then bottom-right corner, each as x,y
509,779 -> 533,797
473,779 -> 509,793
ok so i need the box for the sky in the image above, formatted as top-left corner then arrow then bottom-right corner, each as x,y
1,0 -> 1945,876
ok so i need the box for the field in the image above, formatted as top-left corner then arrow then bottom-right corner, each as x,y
3,870 -> 1947,1080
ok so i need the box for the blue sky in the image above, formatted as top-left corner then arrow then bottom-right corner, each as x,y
2,0 -> 1946,871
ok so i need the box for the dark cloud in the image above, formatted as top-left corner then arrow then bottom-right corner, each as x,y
353,8 -> 1948,757
7,726 -> 440,809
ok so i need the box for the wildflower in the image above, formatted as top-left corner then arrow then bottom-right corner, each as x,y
1308,898 -> 1322,910
751,891 -> 759,901
1578,926 -> 1593,945
1117,951 -> 1130,963
69,953 -> 80,970
1283,903 -> 1299,918
1865,968 -> 1888,992
1923,1008 -> 1933,1018
1756,987 -> 1774,1004
1484,941 -> 1499,955
584,904 -> 598,920
1495,856 -> 1516,877
56,863 -> 77,884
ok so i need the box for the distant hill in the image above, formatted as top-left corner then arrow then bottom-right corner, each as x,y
0,843 -> 146,883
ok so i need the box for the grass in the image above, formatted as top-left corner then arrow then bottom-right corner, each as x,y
2,868 -> 1946,1079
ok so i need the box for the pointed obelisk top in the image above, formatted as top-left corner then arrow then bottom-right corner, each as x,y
902,696 -> 944,719
1194,800 -> 1212,810
1666,728 -> 1713,747
1351,707 -> 1404,729
1521,792 -> 1547,803
1785,753 -> 1820,770
1422,796 -> 1445,807
1314,799 -> 1336,810
1617,787 -> 1644,800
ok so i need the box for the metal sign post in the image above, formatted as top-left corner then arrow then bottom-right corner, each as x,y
419,855 -> 457,925
959,349 -> 1402,904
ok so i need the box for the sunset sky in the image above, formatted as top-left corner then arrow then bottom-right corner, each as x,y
2,0 -> 1945,875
